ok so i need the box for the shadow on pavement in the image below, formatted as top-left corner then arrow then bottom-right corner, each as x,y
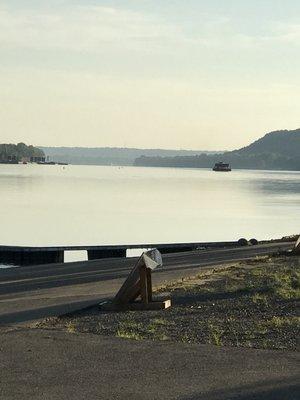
182,377 -> 300,400
0,296 -> 107,325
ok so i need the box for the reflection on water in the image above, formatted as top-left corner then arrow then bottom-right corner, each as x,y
0,164 -> 299,246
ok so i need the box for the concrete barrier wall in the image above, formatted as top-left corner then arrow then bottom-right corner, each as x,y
0,242 -> 225,266
87,249 -> 127,260
1,238 -> 288,266
0,250 -> 64,266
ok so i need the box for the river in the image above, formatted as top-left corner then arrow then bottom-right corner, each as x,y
0,164 -> 299,253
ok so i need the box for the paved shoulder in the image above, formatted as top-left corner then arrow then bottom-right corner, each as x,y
0,328 -> 298,400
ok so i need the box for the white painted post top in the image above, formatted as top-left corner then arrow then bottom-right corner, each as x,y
141,249 -> 163,270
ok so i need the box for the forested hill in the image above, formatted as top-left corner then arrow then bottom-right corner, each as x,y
0,143 -> 44,162
232,129 -> 300,157
134,129 -> 300,171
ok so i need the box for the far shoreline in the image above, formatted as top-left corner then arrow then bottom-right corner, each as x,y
1,162 -> 300,173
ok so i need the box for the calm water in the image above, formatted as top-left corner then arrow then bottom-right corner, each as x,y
0,164 -> 299,249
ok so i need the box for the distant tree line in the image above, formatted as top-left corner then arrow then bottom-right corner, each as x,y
0,143 -> 45,163
134,129 -> 300,171
40,146 -> 219,166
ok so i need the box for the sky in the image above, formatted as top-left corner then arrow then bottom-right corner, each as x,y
0,0 -> 299,150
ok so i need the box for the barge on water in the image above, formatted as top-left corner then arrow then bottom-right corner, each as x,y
213,162 -> 231,172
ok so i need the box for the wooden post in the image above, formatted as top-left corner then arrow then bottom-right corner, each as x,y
292,236 -> 300,254
100,249 -> 171,311
140,266 -> 149,304
146,268 -> 152,303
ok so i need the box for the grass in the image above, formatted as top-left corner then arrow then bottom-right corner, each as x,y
116,329 -> 145,341
115,318 -> 171,341
245,266 -> 300,304
65,321 -> 76,334
251,293 -> 269,305
180,333 -> 192,343
116,320 -> 145,340
207,323 -> 224,346
191,259 -> 300,301
264,316 -> 300,330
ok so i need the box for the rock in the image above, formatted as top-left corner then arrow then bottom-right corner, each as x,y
238,238 -> 248,246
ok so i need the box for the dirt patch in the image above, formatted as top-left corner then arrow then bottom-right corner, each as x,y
36,255 -> 300,351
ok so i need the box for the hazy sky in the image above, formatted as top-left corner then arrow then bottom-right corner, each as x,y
1,0 -> 299,150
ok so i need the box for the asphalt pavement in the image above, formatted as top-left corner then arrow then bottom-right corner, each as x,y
0,328 -> 299,400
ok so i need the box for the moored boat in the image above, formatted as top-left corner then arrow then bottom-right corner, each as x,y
213,162 -> 231,172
